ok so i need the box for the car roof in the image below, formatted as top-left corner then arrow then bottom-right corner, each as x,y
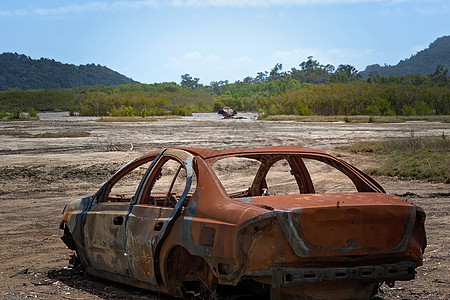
136,146 -> 385,193
175,146 -> 328,160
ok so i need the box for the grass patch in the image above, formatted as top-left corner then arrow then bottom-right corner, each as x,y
259,115 -> 450,123
0,130 -> 90,138
34,131 -> 91,138
0,130 -> 32,137
97,116 -> 180,122
258,115 -> 361,122
337,137 -> 450,183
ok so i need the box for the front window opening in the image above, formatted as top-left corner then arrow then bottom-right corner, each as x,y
106,160 -> 154,202
265,159 -> 300,195
303,158 -> 357,193
148,158 -> 197,207
212,157 -> 261,197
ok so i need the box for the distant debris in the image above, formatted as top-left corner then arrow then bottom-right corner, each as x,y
218,107 -> 237,118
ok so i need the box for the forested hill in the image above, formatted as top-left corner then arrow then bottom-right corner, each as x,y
360,35 -> 450,78
0,52 -> 137,91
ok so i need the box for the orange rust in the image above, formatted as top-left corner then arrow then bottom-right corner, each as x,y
60,146 -> 426,299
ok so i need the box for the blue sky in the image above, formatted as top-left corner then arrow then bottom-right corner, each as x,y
1,0 -> 449,84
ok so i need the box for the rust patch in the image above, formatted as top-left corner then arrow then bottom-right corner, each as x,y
60,146 -> 426,299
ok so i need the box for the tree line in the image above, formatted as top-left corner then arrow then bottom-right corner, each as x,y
0,57 -> 449,118
257,82 -> 448,117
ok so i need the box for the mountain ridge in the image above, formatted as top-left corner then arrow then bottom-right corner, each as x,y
360,35 -> 450,78
0,52 -> 137,91
1,36 -> 449,91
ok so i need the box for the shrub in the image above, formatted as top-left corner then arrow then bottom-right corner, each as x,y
294,101 -> 313,116
414,102 -> 434,115
149,108 -> 169,116
8,108 -> 23,120
110,106 -> 122,117
401,105 -> 415,116
213,101 -> 224,112
365,97 -> 395,116
171,107 -> 192,116
28,108 -> 39,119
122,105 -> 135,117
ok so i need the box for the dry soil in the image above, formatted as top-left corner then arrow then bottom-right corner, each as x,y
0,114 -> 448,299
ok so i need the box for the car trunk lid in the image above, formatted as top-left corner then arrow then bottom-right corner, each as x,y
246,193 -> 415,257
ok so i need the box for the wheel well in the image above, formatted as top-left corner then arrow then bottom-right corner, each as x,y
165,246 -> 217,295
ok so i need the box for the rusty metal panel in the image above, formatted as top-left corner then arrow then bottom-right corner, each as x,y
126,205 -> 172,285
83,203 -> 130,276
60,146 -> 427,299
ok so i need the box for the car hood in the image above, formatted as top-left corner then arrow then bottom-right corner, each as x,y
240,193 -> 416,257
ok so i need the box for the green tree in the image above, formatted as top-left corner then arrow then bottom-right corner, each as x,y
255,71 -> 268,83
337,64 -> 358,77
269,63 -> 283,81
414,102 -> 434,115
331,64 -> 361,83
180,74 -> 200,89
401,105 -> 415,116
299,56 -> 320,71
366,97 -> 395,116
429,64 -> 448,87
291,56 -> 333,84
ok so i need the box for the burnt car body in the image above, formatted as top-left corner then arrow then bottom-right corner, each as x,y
218,107 -> 237,118
60,146 -> 426,299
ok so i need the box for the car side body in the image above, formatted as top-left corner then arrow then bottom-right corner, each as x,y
60,146 -> 426,299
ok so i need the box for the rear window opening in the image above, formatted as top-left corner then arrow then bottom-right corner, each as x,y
211,154 -> 359,199
212,157 -> 260,197
264,159 -> 300,195
303,158 -> 357,193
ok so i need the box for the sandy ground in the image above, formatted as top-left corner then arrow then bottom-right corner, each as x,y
0,115 -> 449,299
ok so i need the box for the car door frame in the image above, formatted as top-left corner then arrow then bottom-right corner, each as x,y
81,151 -> 161,276
131,148 -> 195,285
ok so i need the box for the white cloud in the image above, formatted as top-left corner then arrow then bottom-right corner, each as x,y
3,2 -> 108,17
415,4 -> 449,16
184,52 -> 203,60
0,1 -> 158,17
174,52 -> 221,64
169,0 -> 397,7
167,52 -> 223,69
111,0 -> 159,10
0,0 -> 424,17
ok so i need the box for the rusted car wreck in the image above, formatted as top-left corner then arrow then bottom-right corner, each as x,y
60,146 -> 426,299
218,107 -> 237,118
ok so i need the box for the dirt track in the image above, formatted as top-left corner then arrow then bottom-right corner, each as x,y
0,115 -> 449,299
